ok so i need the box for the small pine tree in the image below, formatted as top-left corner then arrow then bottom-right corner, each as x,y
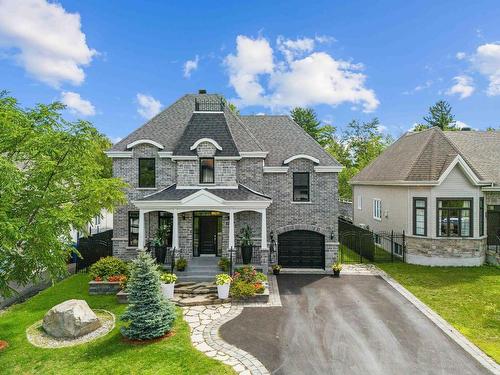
121,251 -> 175,340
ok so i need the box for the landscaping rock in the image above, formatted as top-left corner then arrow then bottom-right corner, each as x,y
42,299 -> 101,338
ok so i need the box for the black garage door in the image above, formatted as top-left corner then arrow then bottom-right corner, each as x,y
278,230 -> 325,268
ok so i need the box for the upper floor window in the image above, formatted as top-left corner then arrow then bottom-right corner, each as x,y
199,158 -> 215,184
293,172 -> 310,202
437,199 -> 472,237
139,158 -> 155,188
373,199 -> 382,220
357,195 -> 362,210
413,198 -> 427,236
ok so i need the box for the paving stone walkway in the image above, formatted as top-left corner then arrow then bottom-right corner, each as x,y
182,274 -> 282,374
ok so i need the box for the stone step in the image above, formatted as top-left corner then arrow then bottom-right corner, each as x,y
177,275 -> 217,282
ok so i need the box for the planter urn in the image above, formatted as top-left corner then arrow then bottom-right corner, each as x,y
161,282 -> 175,299
272,269 -> 280,275
333,270 -> 340,278
241,245 -> 253,264
217,283 -> 230,299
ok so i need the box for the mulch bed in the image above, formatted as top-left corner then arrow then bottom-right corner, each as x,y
0,340 -> 9,350
121,330 -> 176,345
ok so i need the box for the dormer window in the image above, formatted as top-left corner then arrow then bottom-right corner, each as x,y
139,158 -> 155,188
199,158 -> 215,183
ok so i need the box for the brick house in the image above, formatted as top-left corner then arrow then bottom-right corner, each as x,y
351,127 -> 500,266
106,91 -> 342,272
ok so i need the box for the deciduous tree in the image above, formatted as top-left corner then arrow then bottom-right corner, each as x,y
0,92 -> 125,297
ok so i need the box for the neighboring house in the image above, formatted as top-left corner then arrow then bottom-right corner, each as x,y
106,91 -> 342,271
351,127 -> 500,266
70,209 -> 113,244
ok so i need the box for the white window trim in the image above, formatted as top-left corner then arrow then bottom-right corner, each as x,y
190,138 -> 222,151
373,198 -> 382,221
283,154 -> 320,165
357,195 -> 362,210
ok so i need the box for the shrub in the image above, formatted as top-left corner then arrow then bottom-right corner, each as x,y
121,251 -> 176,340
89,257 -> 129,281
160,273 -> 177,284
230,279 -> 256,298
215,273 -> 232,286
175,257 -> 187,271
218,257 -> 230,272
253,282 -> 265,294
233,265 -> 257,283
255,272 -> 267,282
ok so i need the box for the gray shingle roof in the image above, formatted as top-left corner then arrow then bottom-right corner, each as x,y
138,184 -> 271,201
351,127 -> 500,184
173,112 -> 239,156
111,94 -> 262,153
240,115 -> 341,166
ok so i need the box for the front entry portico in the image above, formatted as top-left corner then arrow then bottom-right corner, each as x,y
132,184 -> 272,269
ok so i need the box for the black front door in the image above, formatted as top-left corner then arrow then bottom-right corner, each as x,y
487,208 -> 500,246
199,216 -> 218,254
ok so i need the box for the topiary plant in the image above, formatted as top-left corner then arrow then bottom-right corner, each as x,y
89,256 -> 129,281
120,251 -> 176,340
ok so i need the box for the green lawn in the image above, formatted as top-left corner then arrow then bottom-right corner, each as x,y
378,263 -> 500,363
339,243 -> 403,263
0,274 -> 234,375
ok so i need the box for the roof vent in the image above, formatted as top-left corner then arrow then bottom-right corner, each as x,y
198,89 -> 207,94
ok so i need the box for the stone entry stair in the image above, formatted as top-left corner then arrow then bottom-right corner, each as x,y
175,256 -> 220,283
173,281 -> 230,307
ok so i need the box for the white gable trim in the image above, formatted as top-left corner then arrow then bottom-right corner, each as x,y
314,166 -> 344,173
437,155 -> 486,186
158,151 -> 173,158
190,138 -> 222,151
105,151 -> 133,158
126,139 -> 164,149
181,189 -> 224,204
283,154 -> 320,165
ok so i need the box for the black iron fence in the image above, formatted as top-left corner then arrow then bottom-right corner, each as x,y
76,230 -> 113,272
194,98 -> 225,112
338,218 -> 406,264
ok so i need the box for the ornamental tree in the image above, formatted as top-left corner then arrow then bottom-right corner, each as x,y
0,92 -> 126,297
121,251 -> 176,340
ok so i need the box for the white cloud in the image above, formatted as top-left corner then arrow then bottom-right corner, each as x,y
446,75 -> 475,99
454,120 -> 472,130
224,35 -> 379,112
0,0 -> 96,87
456,52 -> 466,60
183,55 -> 199,78
136,93 -> 162,119
60,91 -> 95,116
472,43 -> 500,96
377,124 -> 388,133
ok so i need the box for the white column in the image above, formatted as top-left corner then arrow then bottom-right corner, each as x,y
228,210 -> 235,249
260,209 -> 267,249
138,209 -> 146,249
172,210 -> 179,249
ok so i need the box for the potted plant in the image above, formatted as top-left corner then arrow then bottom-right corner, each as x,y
160,273 -> 177,299
218,257 -> 230,272
272,264 -> 282,275
215,274 -> 232,299
331,262 -> 342,278
175,257 -> 187,271
239,225 -> 254,264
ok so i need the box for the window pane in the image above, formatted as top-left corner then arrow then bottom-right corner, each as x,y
293,173 -> 309,201
129,212 -> 139,246
460,210 -> 470,236
200,158 -> 214,183
449,209 -> 459,236
439,209 -> 447,236
139,159 -> 155,187
415,199 -> 426,208
293,173 -> 308,186
415,208 -> 425,235
294,187 -> 309,201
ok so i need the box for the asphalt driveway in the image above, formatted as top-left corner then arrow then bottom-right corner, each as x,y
219,274 -> 490,375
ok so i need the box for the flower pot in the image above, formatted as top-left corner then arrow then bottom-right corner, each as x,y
217,283 -> 230,299
241,245 -> 253,264
161,282 -> 175,299
273,269 -> 280,275
333,270 -> 340,278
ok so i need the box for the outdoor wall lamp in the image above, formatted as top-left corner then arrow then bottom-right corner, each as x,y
330,230 -> 334,240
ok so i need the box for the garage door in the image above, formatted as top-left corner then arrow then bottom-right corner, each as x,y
278,230 -> 325,268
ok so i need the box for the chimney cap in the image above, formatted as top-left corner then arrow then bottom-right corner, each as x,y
198,89 -> 207,94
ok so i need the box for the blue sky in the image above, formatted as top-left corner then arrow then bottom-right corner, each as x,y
1,0 -> 499,142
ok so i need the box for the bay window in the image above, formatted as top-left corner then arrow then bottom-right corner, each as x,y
437,199 -> 473,237
413,198 -> 427,236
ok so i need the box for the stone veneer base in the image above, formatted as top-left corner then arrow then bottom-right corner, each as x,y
88,281 -> 122,295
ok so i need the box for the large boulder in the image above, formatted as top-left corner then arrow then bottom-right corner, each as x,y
42,299 -> 101,338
